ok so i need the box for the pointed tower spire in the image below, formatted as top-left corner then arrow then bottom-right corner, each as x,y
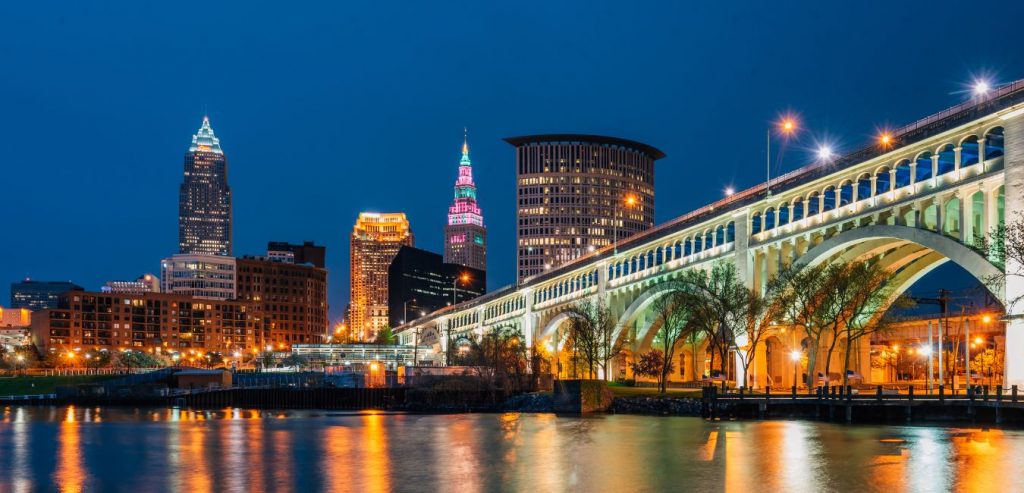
446,128 -> 487,271
190,116 -> 223,154
461,127 -> 471,166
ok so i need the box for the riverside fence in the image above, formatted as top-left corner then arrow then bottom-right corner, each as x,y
703,384 -> 1024,424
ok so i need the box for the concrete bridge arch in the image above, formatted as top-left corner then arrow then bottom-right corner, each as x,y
797,224 -> 1004,302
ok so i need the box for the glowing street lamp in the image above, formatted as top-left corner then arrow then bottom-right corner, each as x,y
790,350 -> 801,387
879,132 -> 893,148
767,116 -> 799,197
973,79 -> 991,97
724,187 -> 734,197
614,194 -> 639,255
453,273 -> 470,306
817,145 -> 834,162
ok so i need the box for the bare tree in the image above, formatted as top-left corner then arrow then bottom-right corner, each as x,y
451,326 -> 530,398
982,212 -> 1024,311
776,259 -> 907,389
564,299 -> 626,380
677,262 -> 757,386
774,262 -> 833,389
677,265 -> 726,380
648,290 -> 694,392
734,285 -> 783,389
834,259 -> 909,387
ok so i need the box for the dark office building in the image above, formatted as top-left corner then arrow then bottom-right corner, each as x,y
387,246 -> 485,328
11,280 -> 84,311
179,117 -> 233,256
267,241 -> 326,268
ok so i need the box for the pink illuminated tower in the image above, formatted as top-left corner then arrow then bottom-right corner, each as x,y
444,131 -> 487,272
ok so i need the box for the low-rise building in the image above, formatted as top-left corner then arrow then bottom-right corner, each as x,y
0,306 -> 31,348
102,273 -> 160,294
267,241 -> 326,268
29,291 -> 264,355
236,255 -> 329,349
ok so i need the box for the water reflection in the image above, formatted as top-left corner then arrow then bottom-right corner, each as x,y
7,407 -> 1024,492
54,406 -> 86,492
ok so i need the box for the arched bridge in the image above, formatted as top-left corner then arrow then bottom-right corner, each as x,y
397,80 -> 1024,388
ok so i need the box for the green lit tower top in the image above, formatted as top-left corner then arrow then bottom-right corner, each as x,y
444,130 -> 487,272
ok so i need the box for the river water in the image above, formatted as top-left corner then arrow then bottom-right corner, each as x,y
0,406 -> 1016,492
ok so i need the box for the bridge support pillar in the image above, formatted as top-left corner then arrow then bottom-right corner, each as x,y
1003,111 -> 1024,388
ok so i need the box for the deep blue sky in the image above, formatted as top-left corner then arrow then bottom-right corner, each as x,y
3,2 -> 1023,321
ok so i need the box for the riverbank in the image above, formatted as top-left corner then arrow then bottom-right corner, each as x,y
0,374 -> 120,395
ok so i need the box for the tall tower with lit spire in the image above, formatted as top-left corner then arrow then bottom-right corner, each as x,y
444,130 -> 487,272
178,116 -> 232,256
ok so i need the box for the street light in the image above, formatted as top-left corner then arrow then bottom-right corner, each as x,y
403,298 -> 417,325
767,117 -> 798,197
453,274 -> 469,306
817,145 -> 834,162
613,193 -> 638,255
973,79 -> 991,97
790,350 -> 801,388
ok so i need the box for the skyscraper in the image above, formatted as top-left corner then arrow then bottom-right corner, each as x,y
444,132 -> 487,272
506,134 -> 664,281
178,117 -> 232,256
349,213 -> 413,340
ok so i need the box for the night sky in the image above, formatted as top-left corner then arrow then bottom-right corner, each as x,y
4,2 -> 1024,321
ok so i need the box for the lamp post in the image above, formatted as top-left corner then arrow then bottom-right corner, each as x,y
453,273 -> 469,306
790,350 -> 801,388
964,317 -> 971,389
613,194 -> 637,255
766,118 -> 797,198
403,299 -> 417,325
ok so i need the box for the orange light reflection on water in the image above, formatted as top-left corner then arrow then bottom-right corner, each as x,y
361,413 -> 391,493
182,414 -> 212,493
53,406 -> 86,492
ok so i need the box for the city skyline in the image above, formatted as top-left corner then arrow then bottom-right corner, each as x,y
5,3 -> 1024,322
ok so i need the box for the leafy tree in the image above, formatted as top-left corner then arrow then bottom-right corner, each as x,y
112,350 -> 168,369
631,350 -> 670,389
282,353 -> 309,369
83,349 -> 111,368
374,325 -> 397,345
971,348 -> 1004,382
